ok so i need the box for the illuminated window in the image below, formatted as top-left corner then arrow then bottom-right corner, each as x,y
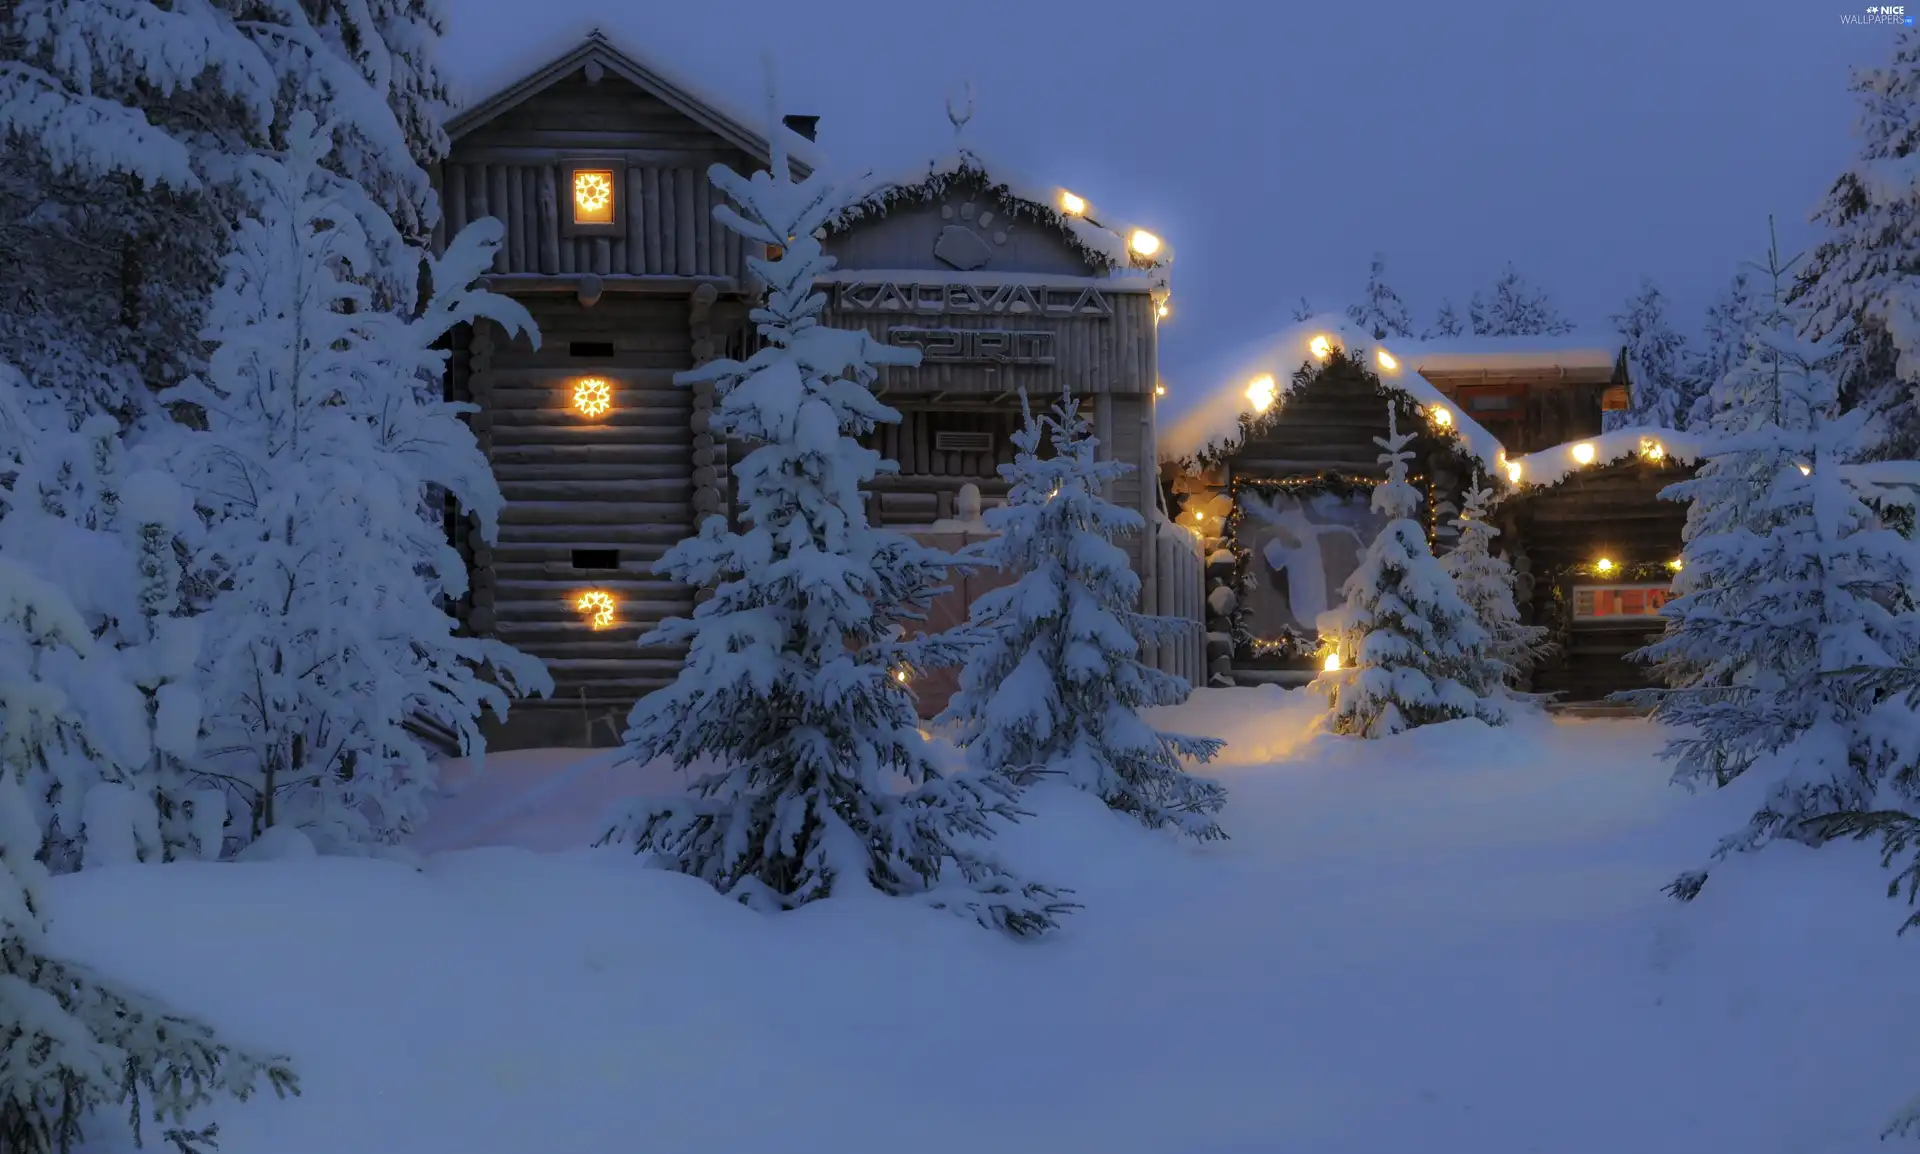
572,170 -> 615,225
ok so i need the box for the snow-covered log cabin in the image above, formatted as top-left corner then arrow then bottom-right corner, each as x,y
433,31 -> 1200,747
1157,320 -> 1693,702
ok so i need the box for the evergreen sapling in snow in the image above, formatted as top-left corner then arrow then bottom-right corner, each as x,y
1317,406 -> 1504,737
1438,475 -> 1554,691
601,87 -> 1070,935
1424,299 -> 1465,340
1347,253 -> 1414,340
1469,265 -> 1576,337
1626,230 -> 1920,894
160,113 -> 551,853
0,552 -> 296,1154
1607,277 -> 1695,431
937,390 -> 1227,840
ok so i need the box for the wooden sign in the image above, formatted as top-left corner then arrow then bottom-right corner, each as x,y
886,327 -> 1056,365
1571,582 -> 1673,622
1600,384 -> 1630,412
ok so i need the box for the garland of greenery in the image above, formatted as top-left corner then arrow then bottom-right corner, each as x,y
826,151 -> 1133,274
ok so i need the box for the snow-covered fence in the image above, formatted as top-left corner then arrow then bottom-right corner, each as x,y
1150,514 -> 1207,689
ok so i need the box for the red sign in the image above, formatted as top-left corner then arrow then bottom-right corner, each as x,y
1571,583 -> 1673,622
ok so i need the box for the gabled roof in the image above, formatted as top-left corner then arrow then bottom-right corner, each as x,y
1157,316 -> 1507,476
1389,331 -> 1628,381
443,28 -> 820,174
827,147 -> 1172,292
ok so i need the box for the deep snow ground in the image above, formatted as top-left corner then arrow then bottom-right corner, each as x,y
47,687 -> 1920,1154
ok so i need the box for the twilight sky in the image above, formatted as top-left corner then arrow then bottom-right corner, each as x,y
442,0 -> 1877,383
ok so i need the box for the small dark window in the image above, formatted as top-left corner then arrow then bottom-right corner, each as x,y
570,549 -> 619,570
569,341 -> 615,358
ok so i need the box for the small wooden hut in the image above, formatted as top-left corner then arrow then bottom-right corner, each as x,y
1501,428 -> 1701,701
1156,320 -> 1505,687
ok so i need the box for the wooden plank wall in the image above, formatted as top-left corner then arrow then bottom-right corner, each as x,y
437,70 -> 751,282
1508,459 -> 1692,702
472,294 -> 698,709
820,292 -> 1160,397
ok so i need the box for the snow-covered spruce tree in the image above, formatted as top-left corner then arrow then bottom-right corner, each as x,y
1316,407 -> 1504,737
0,554 -> 297,1154
1626,243 -> 1920,893
1347,253 -> 1414,340
937,389 -> 1226,839
1438,475 -> 1553,690
1606,277 -> 1696,432
0,378 -> 223,868
1686,271 -> 1759,430
0,0 -> 453,409
600,96 -> 1069,936
1424,298 -> 1465,340
1799,27 -> 1920,455
1469,265 -> 1577,337
160,113 -> 551,853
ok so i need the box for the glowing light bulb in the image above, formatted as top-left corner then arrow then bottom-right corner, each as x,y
1129,229 -> 1161,257
1156,301 -> 1170,319
1377,348 -> 1399,371
1797,462 -> 1812,475
1154,383 -> 1166,396
893,669 -> 909,683
1506,460 -> 1524,484
1570,442 -> 1597,465
1429,405 -> 1452,428
1668,558 -> 1683,571
1060,190 -> 1086,215
1594,557 -> 1614,574
1245,374 -> 1278,413
1640,437 -> 1664,461
1308,334 -> 1333,360
1322,652 -> 1341,672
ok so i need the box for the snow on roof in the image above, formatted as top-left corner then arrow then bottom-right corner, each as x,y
1390,332 -> 1625,377
438,22 -> 824,172
1156,316 -> 1507,475
1506,425 -> 1706,491
827,148 -> 1172,292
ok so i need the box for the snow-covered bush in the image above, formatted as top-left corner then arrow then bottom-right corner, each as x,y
601,92 -> 1070,936
937,389 -> 1226,839
1438,475 -> 1553,692
0,551 -> 297,1154
160,113 -> 550,853
1316,407 -> 1503,737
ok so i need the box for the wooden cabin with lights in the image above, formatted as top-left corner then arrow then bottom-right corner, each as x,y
434,33 -> 1200,746
1155,320 -> 1697,701
1156,320 -> 1500,688
1499,427 -> 1701,702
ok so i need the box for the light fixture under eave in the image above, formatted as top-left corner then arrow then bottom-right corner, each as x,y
1668,558 -> 1684,571
1376,348 -> 1399,371
1060,190 -> 1087,215
1308,334 -> 1334,360
1129,229 -> 1162,258
1594,557 -> 1615,574
1156,300 -> 1171,320
1245,374 -> 1278,413
1154,383 -> 1166,396
1570,442 -> 1597,465
572,377 -> 613,419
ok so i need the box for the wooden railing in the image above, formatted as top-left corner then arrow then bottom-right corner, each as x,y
1147,513 -> 1207,691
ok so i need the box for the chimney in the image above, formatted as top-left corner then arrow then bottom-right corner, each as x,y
782,114 -> 819,142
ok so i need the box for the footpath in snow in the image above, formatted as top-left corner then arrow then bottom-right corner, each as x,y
48,687 -> 1920,1154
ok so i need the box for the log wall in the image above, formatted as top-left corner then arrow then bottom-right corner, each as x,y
1507,458 -> 1692,702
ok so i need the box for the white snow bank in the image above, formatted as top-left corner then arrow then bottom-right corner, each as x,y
1394,330 -> 1623,375
38,688 -> 1920,1153
1157,314 -> 1506,475
1508,424 -> 1706,490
